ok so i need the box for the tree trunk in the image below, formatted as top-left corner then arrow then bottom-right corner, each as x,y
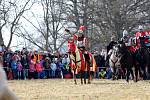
0,32 -> 4,46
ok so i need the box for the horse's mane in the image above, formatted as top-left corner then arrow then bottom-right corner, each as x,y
118,40 -> 128,53
107,41 -> 117,54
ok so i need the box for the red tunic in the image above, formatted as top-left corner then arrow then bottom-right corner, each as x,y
135,31 -> 147,49
127,46 -> 136,53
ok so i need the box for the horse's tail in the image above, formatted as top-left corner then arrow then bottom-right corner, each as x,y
88,52 -> 97,72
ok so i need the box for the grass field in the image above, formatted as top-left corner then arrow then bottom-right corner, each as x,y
7,79 -> 150,100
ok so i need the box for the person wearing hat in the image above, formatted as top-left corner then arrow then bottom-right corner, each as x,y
65,25 -> 88,53
135,25 -> 148,49
121,30 -> 136,52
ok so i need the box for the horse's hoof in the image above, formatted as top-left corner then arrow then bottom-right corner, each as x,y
75,82 -> 77,85
112,78 -> 115,80
88,81 -> 91,84
126,79 -> 129,83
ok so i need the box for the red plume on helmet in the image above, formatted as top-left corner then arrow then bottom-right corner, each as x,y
79,26 -> 86,31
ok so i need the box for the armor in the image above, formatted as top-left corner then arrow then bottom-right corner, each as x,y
121,30 -> 132,46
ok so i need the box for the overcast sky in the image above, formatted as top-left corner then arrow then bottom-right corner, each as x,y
3,2 -> 43,51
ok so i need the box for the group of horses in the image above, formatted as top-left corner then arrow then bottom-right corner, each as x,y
67,35 -> 150,84
107,37 -> 150,82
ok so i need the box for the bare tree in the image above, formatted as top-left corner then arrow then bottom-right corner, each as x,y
92,0 -> 150,40
0,0 -> 34,50
18,0 -> 69,52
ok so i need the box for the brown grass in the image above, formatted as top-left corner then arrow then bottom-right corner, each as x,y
8,79 -> 150,100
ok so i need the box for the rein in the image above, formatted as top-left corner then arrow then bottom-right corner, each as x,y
69,50 -> 82,65
110,50 -> 119,66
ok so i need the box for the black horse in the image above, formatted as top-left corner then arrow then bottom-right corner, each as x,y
135,37 -> 150,80
116,40 -> 135,82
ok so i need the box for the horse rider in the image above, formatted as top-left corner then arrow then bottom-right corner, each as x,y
121,29 -> 136,53
106,33 -> 117,64
65,26 -> 91,65
65,25 -> 88,52
135,25 -> 150,50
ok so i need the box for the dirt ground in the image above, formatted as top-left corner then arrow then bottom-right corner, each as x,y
7,79 -> 150,100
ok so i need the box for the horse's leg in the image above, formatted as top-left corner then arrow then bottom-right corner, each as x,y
135,66 -> 139,82
83,71 -> 86,84
130,67 -> 134,81
84,61 -> 87,84
145,65 -> 149,80
86,62 -> 91,84
87,70 -> 91,84
112,66 -> 116,80
81,71 -> 83,84
73,69 -> 77,84
143,66 -> 147,80
116,67 -> 119,80
126,68 -> 130,82
140,65 -> 147,80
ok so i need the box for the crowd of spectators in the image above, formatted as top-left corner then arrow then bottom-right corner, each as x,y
0,46 -> 114,80
0,47 -> 72,80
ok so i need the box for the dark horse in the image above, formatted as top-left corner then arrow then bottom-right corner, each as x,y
135,37 -> 150,80
117,40 -> 136,82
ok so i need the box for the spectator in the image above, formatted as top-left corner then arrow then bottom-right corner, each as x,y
43,57 -> 51,78
99,69 -> 106,79
29,55 -> 36,79
7,68 -> 13,80
17,61 -> 22,80
50,60 -> 57,78
11,56 -> 17,80
62,54 -> 70,73
106,67 -> 112,79
21,53 -> 29,80
58,61 -> 64,79
35,60 -> 44,79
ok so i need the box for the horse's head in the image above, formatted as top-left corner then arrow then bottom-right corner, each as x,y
107,41 -> 117,54
68,40 -> 76,54
111,44 -> 120,57
117,40 -> 128,53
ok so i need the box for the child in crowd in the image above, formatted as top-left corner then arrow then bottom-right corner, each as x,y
29,55 -> 36,79
36,60 -> 43,79
50,60 -> 57,78
17,61 -> 22,80
106,67 -> 112,79
99,69 -> 106,79
7,68 -> 13,80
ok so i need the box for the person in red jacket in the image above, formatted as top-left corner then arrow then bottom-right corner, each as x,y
135,25 -> 148,49
65,26 -> 92,68
121,30 -> 136,53
65,25 -> 88,53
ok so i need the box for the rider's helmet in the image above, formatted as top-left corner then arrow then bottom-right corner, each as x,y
123,30 -> 128,37
111,36 -> 115,41
79,25 -> 86,31
138,25 -> 143,32
78,25 -> 86,38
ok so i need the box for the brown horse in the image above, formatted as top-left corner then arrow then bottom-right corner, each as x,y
68,41 -> 96,84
